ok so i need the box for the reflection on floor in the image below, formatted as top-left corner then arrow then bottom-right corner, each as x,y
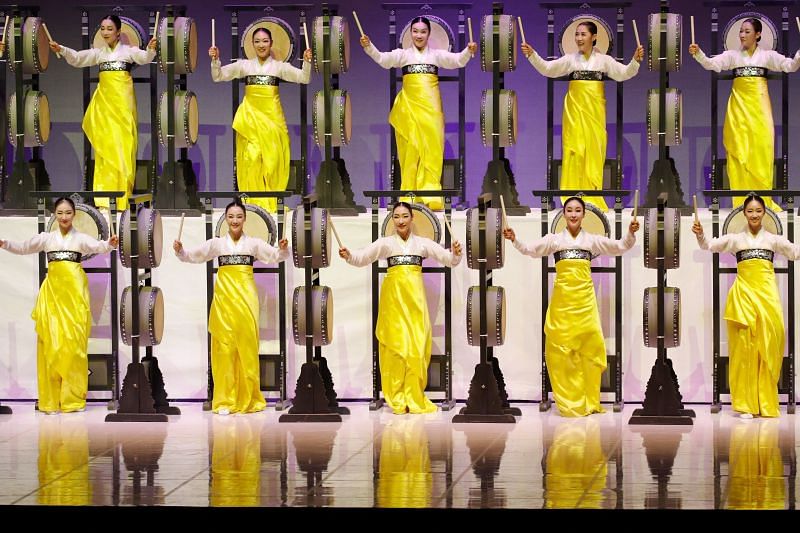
0,402 -> 796,509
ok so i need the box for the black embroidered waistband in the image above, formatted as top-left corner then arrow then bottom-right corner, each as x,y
47,251 -> 82,263
387,255 -> 423,267
736,249 -> 774,263
570,70 -> 603,81
99,61 -> 133,72
246,75 -> 280,86
554,249 -> 591,262
402,64 -> 438,75
218,254 -> 255,266
733,66 -> 767,78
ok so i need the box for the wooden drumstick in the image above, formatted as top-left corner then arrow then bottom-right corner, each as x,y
632,19 -> 641,48
467,17 -> 474,57
303,21 -> 310,51
329,217 -> 345,249
693,194 -> 699,224
42,22 -> 61,58
211,18 -> 215,48
517,16 -> 527,45
796,16 -> 800,34
152,11 -> 160,41
282,206 -> 289,241
1,16 -> 9,45
633,190 -> 639,221
177,212 -> 185,241
691,15 -> 696,44
352,10 -> 365,38
442,212 -> 455,240
499,194 -> 509,230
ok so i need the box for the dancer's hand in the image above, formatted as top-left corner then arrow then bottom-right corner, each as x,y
502,228 -> 516,242
278,238 -> 288,250
692,221 -> 704,236
633,45 -> 644,62
521,43 -> 534,58
173,239 -> 183,253
452,240 -> 462,256
629,219 -> 640,233
147,37 -> 157,51
303,48 -> 312,62
108,235 -> 119,248
467,42 -> 478,55
49,41 -> 62,54
360,35 -> 370,48
688,43 -> 699,56
0,239 -> 5,248
338,247 -> 350,260
209,46 -> 219,60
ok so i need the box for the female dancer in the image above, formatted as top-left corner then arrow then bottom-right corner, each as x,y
360,17 -> 477,210
339,201 -> 462,413
173,199 -> 289,414
210,28 -> 312,212
522,21 -> 643,211
50,15 -> 157,211
503,196 -> 639,416
690,18 -> 800,211
693,193 -> 800,417
0,197 -> 118,413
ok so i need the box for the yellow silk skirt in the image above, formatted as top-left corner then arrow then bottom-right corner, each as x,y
210,417 -> 262,507
544,259 -> 607,417
376,265 -> 437,414
389,73 -> 444,210
376,418 -> 432,507
561,80 -> 608,211
726,419 -> 785,509
84,71 -> 136,211
37,416 -> 91,506
724,77 -> 780,211
725,258 -> 784,417
32,261 -> 91,413
233,85 -> 289,213
209,265 -> 266,414
545,418 -> 608,508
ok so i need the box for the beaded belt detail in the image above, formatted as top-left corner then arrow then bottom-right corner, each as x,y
99,61 -> 133,72
736,249 -> 774,263
47,251 -> 82,263
733,66 -> 767,78
554,249 -> 592,262
570,70 -> 603,81
402,64 -> 438,75
387,255 -> 423,267
246,75 -> 280,86
218,254 -> 255,266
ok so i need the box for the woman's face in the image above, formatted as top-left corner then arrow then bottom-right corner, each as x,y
564,200 -> 585,233
253,30 -> 273,60
99,19 -> 121,47
55,202 -> 75,232
574,24 -> 594,54
392,206 -> 413,239
226,206 -> 246,238
744,200 -> 764,232
411,22 -> 430,50
739,21 -> 760,50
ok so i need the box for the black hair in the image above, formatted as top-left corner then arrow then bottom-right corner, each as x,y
225,199 -> 247,217
578,20 -> 598,46
54,197 -> 76,211
742,18 -> 762,43
410,16 -> 432,33
101,15 -> 122,32
743,193 -> 766,211
563,196 -> 586,211
252,27 -> 273,42
391,201 -> 414,216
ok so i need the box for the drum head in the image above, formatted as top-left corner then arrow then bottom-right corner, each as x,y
29,17 -> 49,73
559,14 -> 613,55
723,12 -> 778,52
241,16 -> 296,62
93,16 -> 146,49
342,91 -> 352,145
382,203 -> 442,243
401,14 -> 455,52
216,203 -> 277,245
723,205 -> 782,236
182,17 -> 198,72
551,202 -> 610,243
46,202 -> 109,261
186,92 -> 199,144
37,92 -> 50,144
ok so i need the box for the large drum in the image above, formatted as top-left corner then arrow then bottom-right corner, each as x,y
292,206 -> 331,269
121,286 -> 165,347
119,206 -> 163,269
400,15 -> 455,52
643,287 -> 681,348
559,14 -> 613,55
93,16 -> 147,49
551,202 -> 610,259
480,89 -> 517,147
480,14 -> 518,72
46,202 -> 109,261
8,91 -> 50,147
157,16 -> 197,74
241,16 -> 297,62
311,15 -> 350,74
466,286 -> 506,347
216,203 -> 278,245
157,90 -> 199,148
723,205 -> 782,236
292,285 -> 333,346
7,16 -> 50,74
647,88 -> 682,146
648,13 -> 682,72
723,12 -> 779,52
381,202 -> 441,243
313,89 -> 351,147
466,207 -> 504,270
643,207 -> 681,269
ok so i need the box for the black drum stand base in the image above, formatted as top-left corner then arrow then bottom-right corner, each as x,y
452,363 -> 516,423
629,358 -> 695,425
106,362 -> 168,423
279,362 -> 342,422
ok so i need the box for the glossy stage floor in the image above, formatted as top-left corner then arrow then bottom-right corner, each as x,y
0,401 -> 795,510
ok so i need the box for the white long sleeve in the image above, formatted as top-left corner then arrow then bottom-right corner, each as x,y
527,48 -> 639,81
345,235 -> 461,267
513,229 -> 635,258
176,234 -> 290,264
693,47 -> 800,73
1,230 -> 112,256
211,56 -> 311,83
697,228 -> 800,260
365,44 -> 471,70
61,43 -> 155,68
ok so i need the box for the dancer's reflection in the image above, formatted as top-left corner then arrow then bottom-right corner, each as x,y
726,419 -> 787,509
210,415 -> 265,506
544,417 -> 609,508
289,422 -> 341,506
376,417 -> 434,508
37,414 -> 91,505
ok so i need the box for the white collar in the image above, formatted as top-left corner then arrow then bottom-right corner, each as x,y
226,232 -> 247,250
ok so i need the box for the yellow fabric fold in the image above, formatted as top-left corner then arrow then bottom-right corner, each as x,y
37,416 -> 91,506
726,419 -> 785,509
376,418 -> 433,507
233,85 -> 289,213
389,73 -> 444,210
210,417 -> 262,507
545,418 -> 609,508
